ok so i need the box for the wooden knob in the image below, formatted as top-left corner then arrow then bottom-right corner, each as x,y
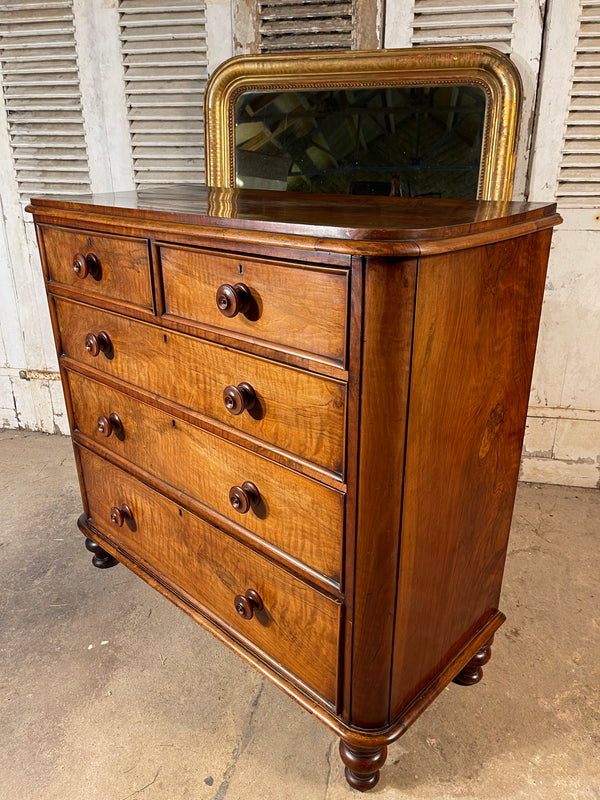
110,503 -> 133,527
97,412 -> 123,438
229,481 -> 260,514
85,330 -> 112,357
73,252 -> 101,280
73,253 -> 87,277
234,588 -> 263,620
216,282 -> 251,317
223,382 -> 256,415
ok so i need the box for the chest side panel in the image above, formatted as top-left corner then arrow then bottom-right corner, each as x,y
390,229 -> 553,717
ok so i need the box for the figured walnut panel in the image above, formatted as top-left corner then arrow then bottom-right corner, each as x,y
390,230 -> 553,717
67,370 -> 344,582
78,446 -> 341,704
41,225 -> 153,309
55,298 -> 346,474
160,245 -> 348,364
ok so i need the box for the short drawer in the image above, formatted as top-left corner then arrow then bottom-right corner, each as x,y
68,370 -> 344,582
40,224 -> 153,309
78,447 -> 341,703
160,244 -> 348,364
56,297 -> 346,474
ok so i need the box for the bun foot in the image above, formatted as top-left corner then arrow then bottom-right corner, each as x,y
85,537 -> 118,569
339,740 -> 387,792
453,637 -> 494,686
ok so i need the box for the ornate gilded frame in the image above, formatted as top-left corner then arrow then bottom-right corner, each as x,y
204,46 -> 522,201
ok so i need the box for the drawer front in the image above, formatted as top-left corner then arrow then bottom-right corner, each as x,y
68,370 -> 344,581
160,245 -> 348,363
56,298 -> 346,474
78,447 -> 341,703
41,225 -> 153,309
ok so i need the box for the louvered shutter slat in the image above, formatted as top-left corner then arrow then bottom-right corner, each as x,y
258,1 -> 352,52
123,53 -> 206,67
0,2 -> 90,199
260,3 -> 349,21
411,0 -> 516,53
558,1 -> 600,204
260,18 -> 350,35
118,0 -> 207,187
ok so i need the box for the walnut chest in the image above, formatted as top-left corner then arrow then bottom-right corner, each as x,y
28,185 -> 560,791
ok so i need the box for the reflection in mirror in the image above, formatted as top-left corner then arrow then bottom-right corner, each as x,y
234,85 -> 487,199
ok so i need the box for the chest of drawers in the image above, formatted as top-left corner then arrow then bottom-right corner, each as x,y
29,185 -> 560,791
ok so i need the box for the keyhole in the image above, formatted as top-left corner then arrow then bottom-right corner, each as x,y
238,263 -> 243,275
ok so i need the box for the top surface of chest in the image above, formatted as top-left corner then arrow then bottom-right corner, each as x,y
28,183 -> 558,250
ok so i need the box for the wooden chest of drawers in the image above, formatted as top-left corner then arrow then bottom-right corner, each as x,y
29,186 -> 560,791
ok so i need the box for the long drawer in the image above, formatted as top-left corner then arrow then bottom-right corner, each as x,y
67,370 -> 344,582
40,224 -> 153,310
55,297 -> 346,474
78,446 -> 341,703
160,244 -> 349,364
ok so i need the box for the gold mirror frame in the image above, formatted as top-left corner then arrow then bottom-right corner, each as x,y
205,46 -> 522,201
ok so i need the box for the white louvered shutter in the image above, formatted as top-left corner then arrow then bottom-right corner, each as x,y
557,1 -> 600,206
258,1 -> 353,52
403,0 -> 544,199
118,0 -> 208,187
410,0 -> 516,52
0,0 -> 90,199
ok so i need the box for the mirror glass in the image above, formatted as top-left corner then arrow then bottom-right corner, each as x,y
234,85 -> 487,199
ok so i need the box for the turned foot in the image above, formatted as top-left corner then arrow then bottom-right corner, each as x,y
339,740 -> 387,792
84,537 -> 118,569
453,636 -> 494,686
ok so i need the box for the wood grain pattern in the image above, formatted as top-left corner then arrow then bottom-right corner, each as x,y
67,369 -> 344,582
29,186 -> 561,792
40,224 -> 153,309
29,202 -> 561,261
78,445 -> 341,703
55,297 -> 347,474
160,244 -> 348,364
390,230 -> 554,717
28,185 -> 559,248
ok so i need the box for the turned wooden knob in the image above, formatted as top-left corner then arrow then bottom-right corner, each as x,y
223,382 -> 256,415
234,588 -> 263,620
85,330 -> 112,357
229,481 -> 260,514
216,282 -> 251,317
110,503 -> 133,527
73,252 -> 101,280
97,412 -> 123,438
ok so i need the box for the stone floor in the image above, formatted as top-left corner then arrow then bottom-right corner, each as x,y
0,429 -> 598,800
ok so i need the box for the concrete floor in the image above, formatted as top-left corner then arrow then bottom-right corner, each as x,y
0,430 -> 598,800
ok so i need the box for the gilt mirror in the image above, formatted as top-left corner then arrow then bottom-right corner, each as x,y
205,47 -> 522,201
